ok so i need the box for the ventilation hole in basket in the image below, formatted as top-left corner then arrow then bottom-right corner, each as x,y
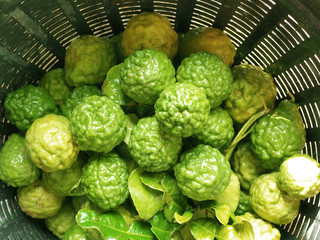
305,216 -> 320,240
76,0 -> 113,37
154,0 -> 178,25
117,1 -> 140,27
189,0 -> 222,29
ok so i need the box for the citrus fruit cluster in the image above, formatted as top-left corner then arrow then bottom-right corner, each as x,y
0,11 -> 319,240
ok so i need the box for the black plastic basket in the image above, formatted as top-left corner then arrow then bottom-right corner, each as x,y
0,0 -> 320,239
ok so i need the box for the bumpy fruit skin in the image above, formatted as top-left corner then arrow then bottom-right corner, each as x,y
17,179 -> 64,219
42,156 -> 84,196
62,224 -> 88,240
224,64 -> 277,124
25,114 -> 80,172
38,68 -> 71,105
60,85 -> 101,120
277,154 -> 320,200
179,27 -> 236,66
121,12 -> 178,59
250,100 -> 306,170
45,201 -> 77,239
0,134 -> 40,187
101,63 -> 132,105
232,141 -> 265,191
128,116 -> 183,172
249,172 -> 300,225
120,49 -> 176,105
174,144 -> 231,201
111,32 -> 126,63
192,107 -> 234,152
176,51 -> 233,108
65,35 -> 116,87
81,152 -> 129,210
233,212 -> 281,240
234,191 -> 253,216
70,95 -> 127,153
155,82 -> 210,138
4,85 -> 58,131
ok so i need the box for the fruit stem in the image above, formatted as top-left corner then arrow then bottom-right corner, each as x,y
224,109 -> 270,161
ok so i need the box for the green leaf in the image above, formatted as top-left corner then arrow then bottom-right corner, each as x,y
233,219 -> 255,240
200,201 -> 231,225
128,168 -> 165,220
76,209 -> 154,240
140,172 -> 190,222
174,211 -> 193,224
150,211 -> 180,240
190,218 -> 219,240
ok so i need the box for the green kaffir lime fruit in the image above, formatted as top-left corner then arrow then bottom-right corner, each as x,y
277,154 -> 320,200
224,63 -> 277,124
65,35 -> 116,87
81,152 -> 129,210
42,155 -> 85,196
176,51 -> 233,108
45,200 -> 77,239
250,99 -> 306,170
249,172 -> 300,225
174,144 -> 231,201
60,85 -> 101,120
232,141 -> 266,191
70,95 -> 127,153
4,84 -> 58,131
128,116 -> 183,172
25,114 -> 80,172
38,68 -> 71,105
192,107 -> 234,152
111,32 -> 126,63
155,82 -> 210,138
234,191 -> 253,216
120,48 -> 176,105
17,179 -> 64,219
101,63 -> 132,105
62,224 -> 89,240
0,133 -> 40,187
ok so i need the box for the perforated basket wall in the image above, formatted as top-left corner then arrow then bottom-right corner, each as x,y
0,0 -> 320,239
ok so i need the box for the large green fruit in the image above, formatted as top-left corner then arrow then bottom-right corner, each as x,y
250,99 -> 306,170
120,49 -> 176,105
128,116 -> 183,172
60,85 -> 101,120
4,84 -> 58,131
17,179 -> 64,219
155,82 -> 210,138
65,35 -> 116,87
25,114 -> 80,172
38,68 -> 71,105
176,51 -> 233,108
0,133 -> 40,187
81,152 -> 129,210
174,144 -> 231,201
70,95 -> 127,153
224,63 -> 277,124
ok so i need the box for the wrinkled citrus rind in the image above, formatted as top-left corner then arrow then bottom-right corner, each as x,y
81,152 -> 129,210
224,63 -> 277,124
249,172 -> 300,225
192,107 -> 234,152
62,224 -> 89,240
60,85 -> 101,120
120,49 -> 176,105
121,12 -> 178,59
25,114 -> 80,172
128,116 -> 183,172
155,82 -> 210,138
232,141 -> 265,191
176,51 -> 233,108
70,95 -> 127,153
4,85 -> 58,131
174,144 -> 231,201
65,35 -> 117,87
278,154 -> 320,200
179,27 -> 236,66
250,100 -> 306,170
17,179 -> 64,219
38,68 -> 71,105
0,133 -> 40,187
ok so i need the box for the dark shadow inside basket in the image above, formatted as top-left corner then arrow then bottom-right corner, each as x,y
0,0 -> 320,239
